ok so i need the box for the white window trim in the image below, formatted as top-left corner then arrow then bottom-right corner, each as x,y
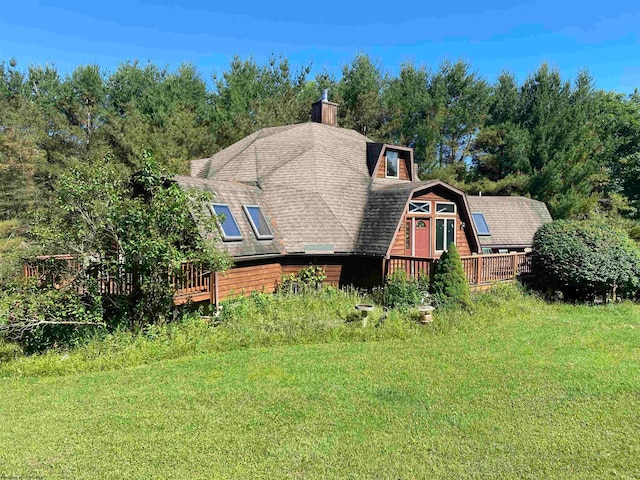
242,205 -> 274,240
385,151 -> 399,179
210,203 -> 243,241
408,201 -> 431,214
435,201 -> 456,215
435,217 -> 456,252
411,218 -> 415,257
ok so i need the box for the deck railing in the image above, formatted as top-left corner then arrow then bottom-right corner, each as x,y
23,256 -> 214,304
386,256 -> 436,280
171,262 -> 212,304
387,252 -> 532,286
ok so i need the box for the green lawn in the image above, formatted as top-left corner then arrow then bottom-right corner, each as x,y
0,292 -> 639,478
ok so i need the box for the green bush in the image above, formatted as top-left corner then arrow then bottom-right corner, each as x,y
277,265 -> 328,294
384,270 -> 429,309
0,286 -> 105,354
429,243 -> 472,309
532,220 -> 640,301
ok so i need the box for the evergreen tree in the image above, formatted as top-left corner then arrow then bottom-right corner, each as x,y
429,243 -> 472,309
337,53 -> 386,138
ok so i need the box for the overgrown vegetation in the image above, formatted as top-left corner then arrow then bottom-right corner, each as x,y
383,270 -> 429,308
0,287 -> 419,377
277,265 -> 328,294
532,220 -> 640,301
0,160 -> 230,352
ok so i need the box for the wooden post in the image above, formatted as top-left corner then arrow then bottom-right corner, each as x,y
476,256 -> 483,285
512,253 -> 518,279
381,257 -> 388,284
212,271 -> 219,312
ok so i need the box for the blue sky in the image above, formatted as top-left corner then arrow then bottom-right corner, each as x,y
1,0 -> 639,93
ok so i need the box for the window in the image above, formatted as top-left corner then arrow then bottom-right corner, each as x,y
435,218 -> 455,251
385,150 -> 399,178
243,205 -> 274,240
409,201 -> 431,214
435,202 -> 456,214
472,212 -> 490,235
210,204 -> 242,241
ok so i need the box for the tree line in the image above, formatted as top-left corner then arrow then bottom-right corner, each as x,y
1,54 -> 640,228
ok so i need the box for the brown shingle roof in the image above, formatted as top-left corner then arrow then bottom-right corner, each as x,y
184,122 -> 548,258
356,180 -> 435,256
190,122 -> 373,254
174,176 -> 284,258
466,195 -> 552,248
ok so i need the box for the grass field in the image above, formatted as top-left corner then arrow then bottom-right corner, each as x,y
0,289 -> 639,478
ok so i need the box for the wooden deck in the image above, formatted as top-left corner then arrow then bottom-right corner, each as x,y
24,252 -> 533,305
23,258 -> 217,306
386,252 -> 531,290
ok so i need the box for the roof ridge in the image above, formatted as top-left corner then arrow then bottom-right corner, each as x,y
257,143 -> 317,180
205,131 -> 260,178
311,124 -> 319,192
311,122 -> 372,143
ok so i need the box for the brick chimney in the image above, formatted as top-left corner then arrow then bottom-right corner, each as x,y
312,89 -> 338,127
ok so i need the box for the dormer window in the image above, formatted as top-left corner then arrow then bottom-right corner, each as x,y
210,204 -> 243,241
385,151 -> 399,178
243,205 -> 274,240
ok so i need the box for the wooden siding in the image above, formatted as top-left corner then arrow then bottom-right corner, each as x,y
390,220 -> 409,256
217,262 -> 282,300
388,190 -> 472,258
312,101 -> 338,127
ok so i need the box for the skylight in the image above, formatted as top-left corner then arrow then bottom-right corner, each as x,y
243,205 -> 274,240
472,212 -> 491,235
210,204 -> 242,241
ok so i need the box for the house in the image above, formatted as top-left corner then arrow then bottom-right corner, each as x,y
176,92 -> 552,301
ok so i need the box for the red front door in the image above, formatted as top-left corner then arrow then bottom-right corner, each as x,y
414,218 -> 430,257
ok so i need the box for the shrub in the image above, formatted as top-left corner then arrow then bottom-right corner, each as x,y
532,220 -> 640,301
429,243 -> 472,309
384,270 -> 429,309
0,286 -> 105,353
277,265 -> 328,294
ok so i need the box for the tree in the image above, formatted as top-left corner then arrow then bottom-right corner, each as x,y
429,60 -> 490,167
593,90 -> 640,218
29,156 -> 231,328
211,55 -> 311,148
429,243 -> 472,309
384,62 -> 434,169
337,53 -> 386,138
